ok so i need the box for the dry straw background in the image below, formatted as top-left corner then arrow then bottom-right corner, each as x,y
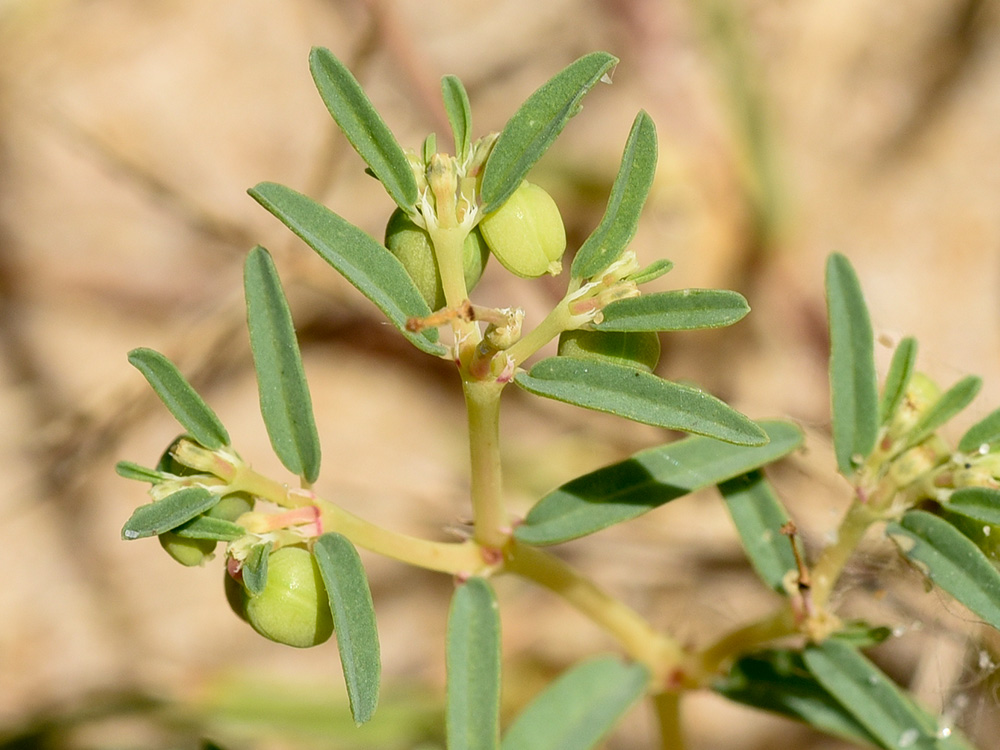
2,1 -> 1000,748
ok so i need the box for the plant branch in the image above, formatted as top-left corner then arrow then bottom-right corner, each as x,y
652,691 -> 685,750
464,379 -> 510,549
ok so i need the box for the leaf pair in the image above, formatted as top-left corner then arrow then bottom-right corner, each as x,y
446,578 -> 647,750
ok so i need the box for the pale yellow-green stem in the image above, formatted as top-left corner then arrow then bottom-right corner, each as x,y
230,464 -> 491,576
810,500 -> 882,609
505,298 -> 573,367
505,540 -> 684,685
652,691 -> 685,750
689,605 -> 796,681
464,378 -> 510,549
429,225 -> 471,313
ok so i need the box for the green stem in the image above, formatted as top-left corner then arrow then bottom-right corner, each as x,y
430,225 -> 470,311
505,298 -> 572,367
810,500 -> 881,609
230,464 -> 491,575
464,379 -> 509,549
651,691 -> 685,750
690,605 -> 795,680
505,540 -> 684,684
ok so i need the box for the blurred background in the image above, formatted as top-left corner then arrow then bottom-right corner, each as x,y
1,0 -> 999,748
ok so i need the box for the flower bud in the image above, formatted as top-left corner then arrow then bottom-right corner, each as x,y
384,208 -> 489,309
236,546 -> 334,648
159,531 -> 216,566
557,329 -> 661,372
479,181 -> 566,278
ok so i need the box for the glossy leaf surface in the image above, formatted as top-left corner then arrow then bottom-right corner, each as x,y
906,375 -> 982,448
250,183 -> 446,356
447,578 -> 500,750
886,509 -> 1000,629
244,246 -> 322,484
314,533 -> 381,726
959,407 -> 1000,453
442,75 -> 472,160
309,47 -> 418,211
718,471 -> 796,592
826,253 -> 878,474
803,639 -> 973,750
714,649 -> 879,746
878,337 -> 917,426
595,290 -> 749,332
515,420 -> 802,545
121,486 -> 217,540
571,111 -> 656,279
128,348 -> 230,449
481,52 -> 618,212
514,357 -> 767,446
500,657 -> 648,750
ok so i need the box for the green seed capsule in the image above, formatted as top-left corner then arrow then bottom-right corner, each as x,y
240,546 -> 334,648
479,181 -> 566,278
557,329 -> 661,372
384,208 -> 489,310
209,492 -> 254,522
159,531 -> 215,566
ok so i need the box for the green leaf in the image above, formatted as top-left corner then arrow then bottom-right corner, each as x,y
878,337 -> 918,426
825,253 -> 878,474
115,460 -> 168,484
480,52 -> 618,212
171,515 -> 245,542
626,258 -> 673,285
447,578 -> 500,750
514,420 -> 802,545
803,639 -> 973,750
121,486 -> 217,540
308,47 -> 418,212
718,471 -> 796,593
906,375 -> 982,448
959,407 -> 1000,453
242,541 -> 272,596
886,509 -> 1000,629
442,75 -> 472,161
714,649 -> 880,746
249,183 -> 446,357
513,357 -> 767,446
571,111 -> 657,279
595,290 -> 749,332
943,487 -> 1000,525
500,657 -> 648,750
244,246 -> 322,484
313,533 -> 381,726
422,132 -> 437,164
127,348 -> 230,449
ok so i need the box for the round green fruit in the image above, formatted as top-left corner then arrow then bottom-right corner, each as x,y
384,208 -> 489,310
240,546 -> 334,648
479,181 -> 566,278
557,329 -> 661,372
209,492 -> 254,522
159,531 -> 215,567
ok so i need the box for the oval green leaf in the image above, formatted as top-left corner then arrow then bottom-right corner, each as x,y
714,649 -> 880,746
626,258 -> 673,286
244,246 -> 322,484
500,657 -> 648,750
943,487 -> 1000,525
442,75 -> 472,161
121,486 -> 217,540
172,515 -> 245,542
513,357 -> 767,446
878,337 -> 917,426
308,47 -> 418,212
718,471 -> 796,593
803,639 -> 971,750
886,510 -> 1000,630
906,375 -> 982,449
514,420 -> 802,545
480,52 -> 618,212
959,407 -> 1000,454
115,460 -> 169,484
825,253 -> 878,475
128,348 -> 230,449
595,290 -> 749,332
447,577 -> 500,750
249,182 -> 446,357
313,533 -> 381,726
571,111 -> 657,279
